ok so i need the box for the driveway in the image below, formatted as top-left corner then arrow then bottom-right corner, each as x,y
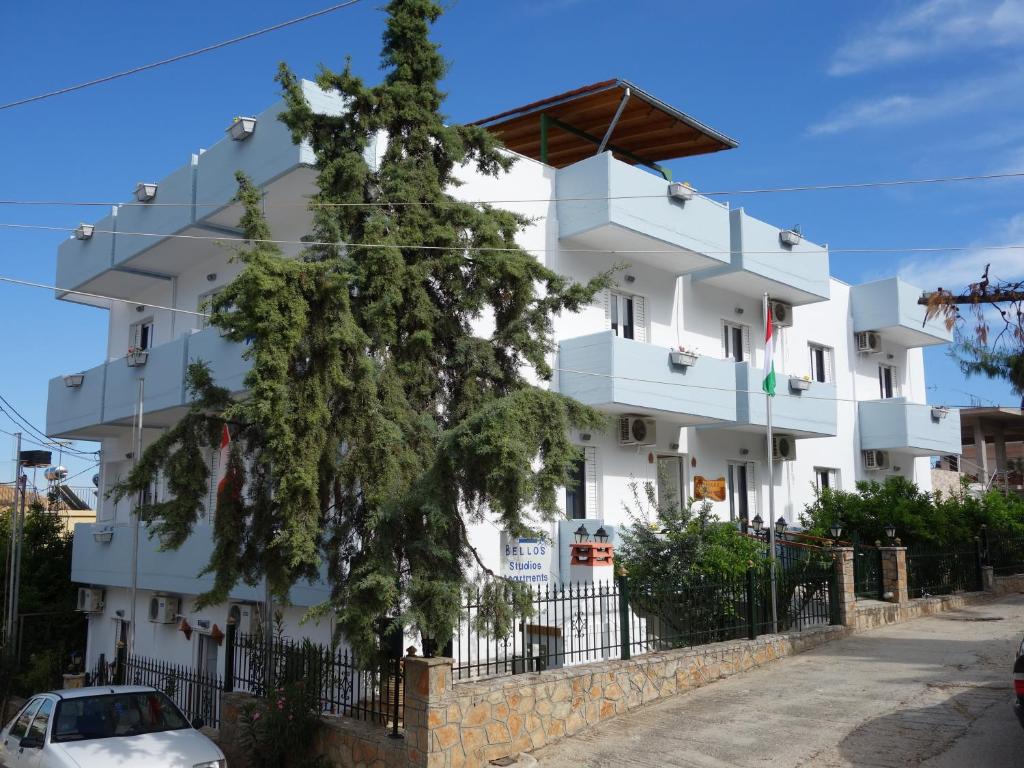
532,594 -> 1024,767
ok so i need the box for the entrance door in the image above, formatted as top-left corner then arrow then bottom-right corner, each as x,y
728,461 -> 756,531
656,456 -> 686,514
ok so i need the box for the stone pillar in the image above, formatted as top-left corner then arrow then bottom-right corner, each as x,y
833,547 -> 857,627
982,565 -> 996,593
973,419 -> 990,480
403,655 -> 452,768
994,423 -> 1009,488
879,547 -> 909,605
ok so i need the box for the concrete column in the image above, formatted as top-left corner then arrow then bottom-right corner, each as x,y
833,547 -> 857,627
994,423 -> 1008,488
879,547 -> 909,605
972,419 -> 989,480
982,565 -> 996,593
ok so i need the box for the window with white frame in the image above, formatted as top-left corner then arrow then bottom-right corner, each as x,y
565,446 -> 598,519
722,321 -> 750,363
878,364 -> 898,399
603,290 -> 646,342
727,460 -> 756,529
129,318 -> 154,351
808,343 -> 834,384
814,467 -> 839,492
656,455 -> 687,514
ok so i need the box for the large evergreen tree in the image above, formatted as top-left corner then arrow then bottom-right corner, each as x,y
114,0 -> 610,656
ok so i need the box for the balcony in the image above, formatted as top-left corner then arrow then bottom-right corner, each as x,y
859,399 -> 961,457
54,80 -> 345,306
72,523 -> 329,607
692,209 -> 830,306
557,331 -> 736,424
556,152 -> 732,274
46,327 -> 250,439
732,363 -> 837,438
851,277 -> 952,347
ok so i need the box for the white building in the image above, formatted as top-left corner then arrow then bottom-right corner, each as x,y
46,79 -> 961,676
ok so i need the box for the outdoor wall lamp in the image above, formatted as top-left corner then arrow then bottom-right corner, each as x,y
63,373 -> 85,388
573,524 -> 589,543
775,516 -> 787,537
594,526 -> 609,544
884,523 -> 897,541
134,182 -> 158,202
74,223 -> 94,240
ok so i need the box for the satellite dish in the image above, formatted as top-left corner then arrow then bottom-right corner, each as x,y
92,473 -> 100,488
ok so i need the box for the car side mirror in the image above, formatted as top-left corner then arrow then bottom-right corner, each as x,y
19,735 -> 42,749
191,717 -> 205,730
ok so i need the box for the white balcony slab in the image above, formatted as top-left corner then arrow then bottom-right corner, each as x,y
731,362 -> 837,438
859,399 -> 961,457
851,277 -> 952,347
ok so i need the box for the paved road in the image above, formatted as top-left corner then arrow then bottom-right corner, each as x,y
532,594 -> 1024,767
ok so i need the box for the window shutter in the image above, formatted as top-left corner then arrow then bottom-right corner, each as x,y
824,348 -> 834,384
584,446 -> 598,518
741,325 -> 752,363
601,289 -> 611,329
207,448 -> 218,522
633,296 -> 647,343
745,461 -> 758,519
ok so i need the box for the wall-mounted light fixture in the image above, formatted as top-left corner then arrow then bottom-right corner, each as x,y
136,305 -> 146,313
579,433 -> 592,442
74,223 -> 94,240
734,307 -> 744,315
740,448 -> 750,456
134,182 -> 158,202
227,116 -> 257,141
63,373 -> 85,388
624,274 -> 636,284
206,273 -> 217,282
670,442 -> 680,451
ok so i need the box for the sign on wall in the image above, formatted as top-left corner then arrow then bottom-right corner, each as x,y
500,532 -> 555,585
693,475 -> 727,502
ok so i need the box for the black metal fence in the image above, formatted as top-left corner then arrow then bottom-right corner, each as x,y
122,653 -> 223,729
906,541 -> 981,598
853,544 -> 883,600
453,564 -> 837,681
229,631 -> 402,727
988,535 -> 1024,576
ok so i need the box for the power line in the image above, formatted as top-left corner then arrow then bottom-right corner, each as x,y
0,274 -> 208,317
0,1 -> 365,112
0,395 -> 96,456
0,170 -> 1021,208
5,220 -> 1024,257
0,424 -> 97,456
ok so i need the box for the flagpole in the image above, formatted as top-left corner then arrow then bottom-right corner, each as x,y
129,376 -> 144,659
763,293 -> 779,635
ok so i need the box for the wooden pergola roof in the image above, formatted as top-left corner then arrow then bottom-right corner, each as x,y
472,79 -> 738,171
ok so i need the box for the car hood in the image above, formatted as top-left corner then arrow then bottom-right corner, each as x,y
49,728 -> 224,767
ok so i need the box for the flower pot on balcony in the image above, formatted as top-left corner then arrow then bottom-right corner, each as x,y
931,406 -> 949,421
126,350 -> 149,367
669,351 -> 698,367
779,228 -> 802,247
227,116 -> 257,141
789,377 -> 811,392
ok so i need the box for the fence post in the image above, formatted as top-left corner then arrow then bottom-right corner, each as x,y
616,573 -> 630,661
980,524 -> 990,565
745,567 -> 757,640
114,641 -> 126,686
223,621 -> 236,693
876,547 -> 885,600
390,655 -> 402,740
974,536 -> 984,591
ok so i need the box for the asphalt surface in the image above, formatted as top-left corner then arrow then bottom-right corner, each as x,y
532,594 -> 1024,767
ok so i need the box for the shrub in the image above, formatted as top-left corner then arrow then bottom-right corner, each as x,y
239,679 -> 331,768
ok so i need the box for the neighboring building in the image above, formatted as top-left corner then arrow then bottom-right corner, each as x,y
937,407 -> 1024,494
0,483 -> 97,533
45,79 -> 961,675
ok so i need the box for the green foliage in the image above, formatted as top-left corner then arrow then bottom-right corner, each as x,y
239,679 -> 330,768
617,478 -> 765,598
800,476 -> 1024,548
114,0 -> 612,659
953,340 -> 1024,408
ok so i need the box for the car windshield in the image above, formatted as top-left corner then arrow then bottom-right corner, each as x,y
52,692 -> 189,742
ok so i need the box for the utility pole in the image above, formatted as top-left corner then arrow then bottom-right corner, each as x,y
4,432 -> 21,643
128,378 -> 144,658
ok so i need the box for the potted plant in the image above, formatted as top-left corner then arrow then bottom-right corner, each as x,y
779,225 -> 802,247
789,374 -> 812,392
669,346 -> 698,367
126,346 -> 149,367
931,405 -> 949,420
227,115 -> 257,141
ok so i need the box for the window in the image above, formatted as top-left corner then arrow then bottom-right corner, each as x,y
878,364 -> 898,399
130,318 -> 154,351
603,290 -> 647,342
26,698 -> 53,744
10,698 -> 42,739
723,322 -> 750,362
197,289 -> 219,330
657,456 -> 686,514
814,467 -> 839,492
809,344 -> 833,384
727,461 -> 756,530
565,446 -> 598,520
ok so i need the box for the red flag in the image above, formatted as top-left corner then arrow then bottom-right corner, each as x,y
216,424 -> 230,496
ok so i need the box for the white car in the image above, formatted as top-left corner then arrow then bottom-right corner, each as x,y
0,685 -> 226,767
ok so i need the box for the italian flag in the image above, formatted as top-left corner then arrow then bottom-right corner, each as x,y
215,423 -> 231,496
762,305 -> 776,396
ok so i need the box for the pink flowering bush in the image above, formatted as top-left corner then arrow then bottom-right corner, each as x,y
239,680 -> 328,767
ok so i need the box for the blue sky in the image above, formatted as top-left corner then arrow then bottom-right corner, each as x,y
1,0 -> 1022,482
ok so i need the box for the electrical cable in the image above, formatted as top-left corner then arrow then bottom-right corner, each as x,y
0,170 -> 1020,207
3,220 -> 1024,257
0,274 -> 207,317
0,1 -> 365,111
0,393 -> 98,455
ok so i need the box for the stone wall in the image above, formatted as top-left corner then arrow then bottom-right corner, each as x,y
990,573 -> 1024,596
419,626 -> 847,768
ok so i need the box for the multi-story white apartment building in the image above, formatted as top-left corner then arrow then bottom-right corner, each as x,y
46,79 -> 961,676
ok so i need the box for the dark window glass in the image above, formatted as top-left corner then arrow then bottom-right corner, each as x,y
10,700 -> 42,739
52,692 -> 189,743
565,457 -> 586,520
813,347 -> 826,382
26,699 -> 53,744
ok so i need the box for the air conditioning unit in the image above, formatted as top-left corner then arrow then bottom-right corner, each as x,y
618,416 -> 657,447
772,435 -> 797,461
862,449 -> 889,471
228,603 -> 261,635
148,595 -> 180,624
855,331 -> 882,354
768,300 -> 793,328
77,587 -> 104,613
